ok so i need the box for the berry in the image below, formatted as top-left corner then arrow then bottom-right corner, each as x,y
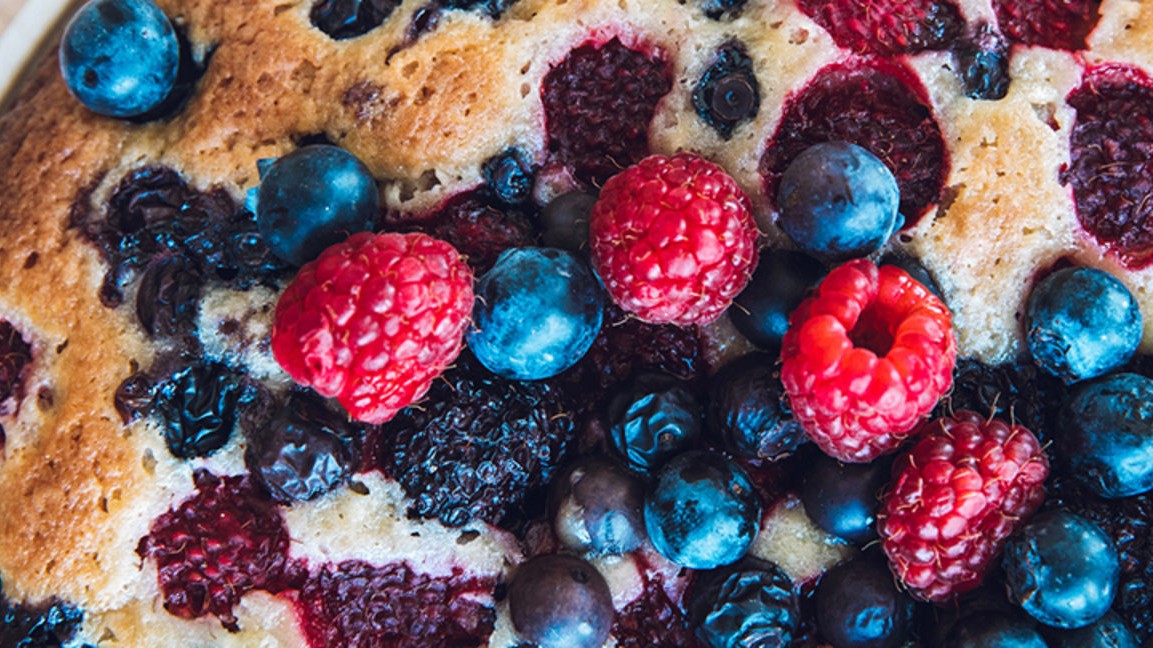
136,470 -> 303,631
800,450 -> 892,544
606,372 -> 703,473
482,148 -> 535,206
781,259 -> 956,463
310,0 -> 400,40
541,37 -> 672,186
549,455 -> 646,556
645,450 -> 761,569
797,0 -> 963,56
708,352 -> 805,461
612,575 -> 699,647
953,25 -> 1011,101
815,550 -> 915,648
135,256 -> 201,340
692,43 -> 760,139
879,412 -> 1050,602
942,610 -> 1048,648
696,0 -> 747,20
59,0 -> 180,118
993,0 -> 1101,50
255,145 -> 378,267
1059,373 -> 1153,498
378,352 -> 575,527
777,141 -> 902,261
272,231 -> 473,424
540,191 -> 596,252
0,590 -> 84,648
1046,611 -> 1140,648
1025,267 -> 1141,383
760,59 -> 947,229
468,247 -> 605,380
508,554 -> 614,648
1003,510 -> 1119,629
0,321 -> 32,415
153,361 -> 252,460
687,558 -> 800,648
730,249 -> 826,351
590,152 -> 760,326
941,357 -> 1069,439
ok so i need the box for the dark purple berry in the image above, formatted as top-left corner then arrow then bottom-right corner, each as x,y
310,0 -> 400,39
692,43 -> 759,139
549,455 -> 646,556
483,149 -> 534,206
0,587 -> 84,648
508,554 -> 614,648
606,373 -> 702,474
954,25 -> 1010,101
687,558 -> 799,647
114,371 -> 155,424
0,321 -> 32,415
540,191 -> 596,252
730,249 -> 825,351
708,352 -> 804,460
942,610 -> 1048,648
800,449 -> 891,544
1045,611 -> 1140,648
815,550 -> 915,648
135,256 -> 201,340
154,361 -> 251,460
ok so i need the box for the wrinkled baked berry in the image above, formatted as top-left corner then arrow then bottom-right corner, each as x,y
135,256 -> 201,340
797,0 -> 964,56
953,25 -> 1010,101
154,361 -> 252,460
0,587 -> 84,648
310,0 -> 401,40
0,321 -> 32,416
612,575 -> 700,648
696,0 -> 747,20
483,148 -> 535,206
693,43 -> 759,139
114,371 -> 155,424
939,357 -> 1068,441
405,0 -> 516,41
540,191 -> 596,252
708,353 -> 804,461
687,558 -> 800,647
606,372 -> 702,474
993,0 -> 1101,51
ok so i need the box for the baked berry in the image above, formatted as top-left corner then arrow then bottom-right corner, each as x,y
135,256 -> 201,340
0,321 -> 32,415
781,259 -> 956,463
508,554 -> 614,648
778,141 -> 902,262
549,455 -> 646,556
729,249 -> 826,351
590,152 -> 759,326
612,575 -> 698,647
879,412 -> 1050,602
696,0 -> 747,19
606,372 -> 702,473
154,361 -> 252,460
468,247 -> 604,380
993,0 -> 1102,50
59,0 -> 180,118
272,232 -> 473,424
954,25 -> 1011,101
482,148 -> 534,206
815,550 -> 915,648
687,558 -> 800,647
797,0 -> 964,56
404,0 -> 515,42
0,592 -> 84,648
542,37 -> 672,186
645,450 -> 761,569
1004,510 -> 1119,629
1025,267 -> 1141,383
942,610 -> 1048,648
800,450 -> 891,544
942,357 -> 1069,439
1059,373 -> 1153,498
254,145 -> 378,267
708,352 -> 805,461
310,0 -> 400,39
540,191 -> 596,252
692,43 -> 759,139
1046,611 -> 1140,648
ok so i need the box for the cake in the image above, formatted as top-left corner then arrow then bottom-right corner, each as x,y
1,0 -> 1153,645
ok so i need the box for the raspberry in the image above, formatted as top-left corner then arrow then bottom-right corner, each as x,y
1062,65 -> 1153,269
759,59 -> 947,229
879,412 -> 1050,602
797,0 -> 964,56
589,153 -> 760,327
272,231 -> 473,424
993,0 -> 1101,50
612,575 -> 700,648
0,320 -> 31,416
542,37 -> 673,186
780,259 -> 956,463
296,560 -> 497,648
135,470 -> 304,631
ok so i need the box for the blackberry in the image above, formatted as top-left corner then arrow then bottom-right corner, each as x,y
692,43 -> 760,139
310,0 -> 401,40
154,361 -> 254,460
937,356 -> 1068,442
378,352 -> 576,528
612,576 -> 700,648
0,320 -> 32,416
0,586 -> 84,648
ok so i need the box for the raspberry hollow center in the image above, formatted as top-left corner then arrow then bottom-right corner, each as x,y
849,302 -> 895,357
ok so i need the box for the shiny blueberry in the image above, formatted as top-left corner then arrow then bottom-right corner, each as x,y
606,372 -> 702,473
687,558 -> 799,648
954,24 -> 1010,101
942,610 -> 1048,648
1026,267 -> 1142,383
540,191 -> 596,252
1059,372 -> 1153,498
310,0 -> 400,39
468,248 -> 604,380
483,149 -> 534,206
508,553 -> 614,648
777,141 -> 902,262
1045,610 -> 1140,648
645,451 -> 761,569
154,362 -> 251,459
254,145 -> 378,267
548,455 -> 646,556
800,450 -> 891,545
692,43 -> 759,139
135,256 -> 201,340
815,550 -> 915,648
708,352 -> 804,460
729,249 -> 825,350
1003,510 -> 1119,629
60,0 -> 180,118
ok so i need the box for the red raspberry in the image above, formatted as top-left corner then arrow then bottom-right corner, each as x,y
797,0 -> 964,56
993,0 -> 1101,51
879,412 -> 1050,602
272,232 -> 474,424
589,153 -> 760,327
780,259 -> 955,463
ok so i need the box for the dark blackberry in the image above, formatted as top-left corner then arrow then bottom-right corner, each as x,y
692,43 -> 760,140
612,575 -> 701,648
0,320 -> 32,416
937,356 -> 1068,442
378,352 -> 576,528
953,24 -> 1010,101
310,0 -> 401,40
154,361 -> 254,460
482,148 -> 535,206
0,587 -> 84,648
135,256 -> 201,341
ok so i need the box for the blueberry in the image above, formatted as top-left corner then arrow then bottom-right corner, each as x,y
540,191 -> 596,252
1045,610 -> 1140,648
942,610 -> 1048,648
468,248 -> 604,380
59,0 -> 180,118
508,554 -> 614,648
154,362 -> 251,460
800,450 -> 891,545
692,43 -> 760,139
606,373 -> 702,473
483,149 -> 535,206
708,353 -> 804,460
255,145 -> 378,267
0,586 -> 85,648
1003,510 -> 1119,629
548,455 -> 646,556
815,550 -> 915,648
1059,372 -> 1153,498
1026,267 -> 1142,383
645,451 -> 761,569
954,24 -> 1010,101
776,142 -> 902,262
310,0 -> 400,40
687,558 -> 799,648
729,249 -> 825,351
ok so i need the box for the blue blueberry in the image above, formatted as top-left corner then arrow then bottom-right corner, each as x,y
777,142 -> 902,262
606,372 -> 702,473
800,450 -> 891,545
942,611 -> 1048,648
687,558 -> 799,648
468,248 -> 604,380
645,451 -> 761,569
1026,267 -> 1142,383
483,148 -> 534,206
60,0 -> 180,118
692,43 -> 759,139
1045,610 -> 1140,648
708,352 -> 805,460
954,25 -> 1010,101
540,191 -> 596,252
508,554 -> 614,648
254,145 -> 378,266
1059,372 -> 1153,498
815,550 -> 915,648
549,455 -> 646,556
729,249 -> 826,351
1003,510 -> 1119,629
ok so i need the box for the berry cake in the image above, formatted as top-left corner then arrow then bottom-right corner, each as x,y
4,0 -> 1153,646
